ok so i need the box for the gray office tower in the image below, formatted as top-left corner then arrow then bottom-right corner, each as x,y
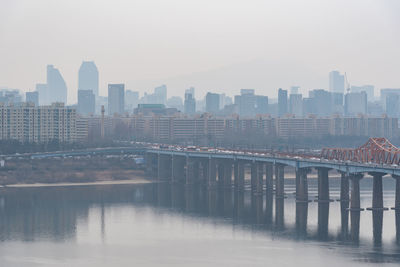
108,84 -> 125,115
78,61 -> 99,97
26,91 -> 39,106
329,71 -> 345,93
278,88 -> 288,117
78,90 -> 95,115
47,65 -> 67,104
205,92 -> 220,113
184,88 -> 196,115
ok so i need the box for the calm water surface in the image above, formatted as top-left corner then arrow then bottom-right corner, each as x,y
0,178 -> 400,266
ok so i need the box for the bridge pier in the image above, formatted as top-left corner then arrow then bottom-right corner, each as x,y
234,161 -> 245,192
275,164 -> 285,199
350,210 -> 361,242
223,160 -> 233,189
172,155 -> 185,183
296,168 -> 310,202
317,202 -> 329,240
368,172 -> 387,211
317,167 -> 330,202
158,154 -> 171,180
392,175 -> 400,210
208,158 -> 217,188
265,162 -> 273,193
217,161 -> 225,188
185,157 -> 195,185
145,153 -> 157,178
275,197 -> 284,229
193,160 -> 200,183
251,162 -> 257,194
350,173 -> 364,211
256,162 -> 264,195
340,172 -> 350,202
200,159 -> 209,185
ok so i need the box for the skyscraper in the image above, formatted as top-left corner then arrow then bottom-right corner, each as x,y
125,90 -> 139,111
154,85 -> 167,105
36,83 -> 48,105
278,88 -> 288,117
205,92 -> 220,113
255,95 -> 268,114
235,89 -> 256,116
78,90 -> 95,115
108,84 -> 125,115
184,88 -> 196,115
289,94 -> 302,117
345,91 -> 367,115
47,65 -> 68,104
26,91 -> 39,106
329,71 -> 345,93
78,61 -> 99,97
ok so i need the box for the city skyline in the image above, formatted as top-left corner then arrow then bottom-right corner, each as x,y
1,0 -> 400,103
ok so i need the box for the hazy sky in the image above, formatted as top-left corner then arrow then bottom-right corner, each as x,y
0,0 -> 399,103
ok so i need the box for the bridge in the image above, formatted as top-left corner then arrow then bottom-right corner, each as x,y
145,138 -> 400,215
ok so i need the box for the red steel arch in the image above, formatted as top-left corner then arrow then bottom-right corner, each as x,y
321,138 -> 400,165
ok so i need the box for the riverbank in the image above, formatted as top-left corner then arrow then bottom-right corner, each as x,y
1,177 -> 152,188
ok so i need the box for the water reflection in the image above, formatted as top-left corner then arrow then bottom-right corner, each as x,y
0,182 -> 400,264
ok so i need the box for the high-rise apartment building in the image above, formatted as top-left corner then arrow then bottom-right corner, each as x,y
329,70 -> 345,93
108,84 -> 125,115
0,103 -> 77,143
78,61 -> 99,97
78,90 -> 95,115
47,65 -> 68,104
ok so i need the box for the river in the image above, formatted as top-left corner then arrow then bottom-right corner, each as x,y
0,177 -> 399,266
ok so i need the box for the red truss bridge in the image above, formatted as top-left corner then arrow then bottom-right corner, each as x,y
321,138 -> 400,165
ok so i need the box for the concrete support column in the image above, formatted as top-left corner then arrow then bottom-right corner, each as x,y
237,162 -> 245,192
265,162 -> 273,193
172,155 -> 185,183
317,168 -> 330,202
350,174 -> 363,211
275,164 -> 285,199
369,172 -> 385,210
372,210 -> 383,246
145,153 -> 154,177
296,168 -> 310,202
193,160 -> 200,183
224,160 -> 233,189
233,161 -> 239,188
256,162 -> 264,195
317,202 -> 329,240
251,162 -> 257,193
217,162 -> 225,188
186,157 -> 194,185
340,201 -> 349,240
340,172 -> 350,202
350,211 -> 360,242
201,160 -> 209,185
158,154 -> 171,180
208,158 -> 217,188
393,175 -> 400,210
